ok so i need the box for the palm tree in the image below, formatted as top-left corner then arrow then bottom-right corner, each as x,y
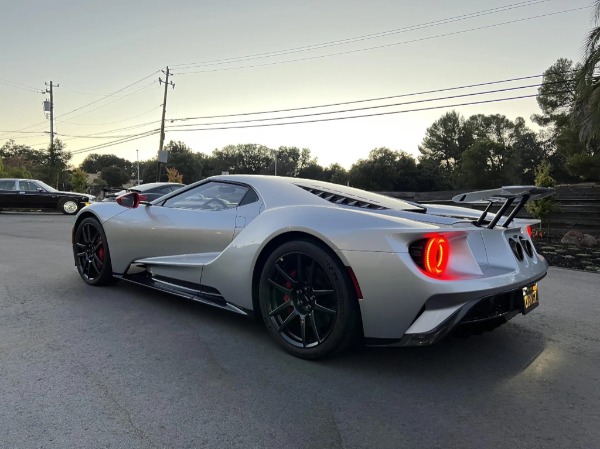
575,1 -> 600,142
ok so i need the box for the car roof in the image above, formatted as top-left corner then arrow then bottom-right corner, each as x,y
206,175 -> 423,211
128,182 -> 184,192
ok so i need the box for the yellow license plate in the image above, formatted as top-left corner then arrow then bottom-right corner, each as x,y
522,283 -> 539,314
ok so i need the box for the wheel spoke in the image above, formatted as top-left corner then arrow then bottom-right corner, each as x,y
83,224 -> 92,244
90,259 -> 101,275
76,242 -> 86,249
314,303 -> 336,315
93,254 -> 104,268
268,299 -> 292,317
76,250 -> 86,257
313,289 -> 334,297
309,311 -> 321,344
268,278 -> 292,296
93,240 -> 102,251
83,259 -> 91,278
277,310 -> 298,333
275,262 -> 296,286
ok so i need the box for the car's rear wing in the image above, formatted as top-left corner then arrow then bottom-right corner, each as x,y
451,186 -> 555,229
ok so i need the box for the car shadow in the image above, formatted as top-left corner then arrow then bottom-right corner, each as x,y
114,279 -> 546,379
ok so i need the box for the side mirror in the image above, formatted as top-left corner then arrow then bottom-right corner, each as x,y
116,192 -> 148,208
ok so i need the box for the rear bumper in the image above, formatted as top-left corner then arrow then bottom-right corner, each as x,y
365,272 -> 545,347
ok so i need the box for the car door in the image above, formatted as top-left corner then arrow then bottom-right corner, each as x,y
17,180 -> 56,209
0,179 -> 18,208
105,181 -> 252,271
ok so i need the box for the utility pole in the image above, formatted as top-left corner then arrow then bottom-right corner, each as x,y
43,81 -> 60,187
157,67 -> 175,181
43,81 -> 59,149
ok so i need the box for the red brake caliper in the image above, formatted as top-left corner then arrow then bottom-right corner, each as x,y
96,238 -> 104,268
283,269 -> 296,313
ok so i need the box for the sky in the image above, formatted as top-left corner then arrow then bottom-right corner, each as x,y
0,0 -> 594,170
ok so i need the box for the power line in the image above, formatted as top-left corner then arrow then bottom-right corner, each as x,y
166,83 -> 551,129
171,0 -> 553,69
175,5 -> 590,75
56,80 -> 157,121
0,71 -> 161,142
170,72 -> 576,122
61,105 -> 162,126
164,90 -> 568,132
0,79 -> 42,94
70,129 -> 160,155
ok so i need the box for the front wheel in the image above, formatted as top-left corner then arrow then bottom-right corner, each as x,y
59,198 -> 79,215
258,240 -> 360,359
73,217 -> 115,286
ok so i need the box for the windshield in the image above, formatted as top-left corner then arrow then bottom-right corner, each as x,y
36,180 -> 58,192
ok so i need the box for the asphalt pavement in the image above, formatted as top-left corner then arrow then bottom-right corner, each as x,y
1,212 -> 599,449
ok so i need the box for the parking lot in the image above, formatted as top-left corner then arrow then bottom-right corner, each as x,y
1,212 -> 599,449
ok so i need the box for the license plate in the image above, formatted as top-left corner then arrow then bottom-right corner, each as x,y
522,283 -> 539,314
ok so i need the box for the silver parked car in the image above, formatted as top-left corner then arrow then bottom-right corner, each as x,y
71,175 -> 553,359
102,182 -> 185,202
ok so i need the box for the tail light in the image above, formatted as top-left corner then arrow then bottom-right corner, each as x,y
525,226 -> 532,237
409,235 -> 450,278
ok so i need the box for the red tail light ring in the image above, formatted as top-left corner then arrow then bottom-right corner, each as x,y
424,236 -> 449,277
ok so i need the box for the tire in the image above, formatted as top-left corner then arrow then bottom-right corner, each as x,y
59,198 -> 79,215
73,217 -> 115,286
258,240 -> 360,359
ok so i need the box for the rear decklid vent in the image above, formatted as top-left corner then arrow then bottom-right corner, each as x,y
298,185 -> 388,210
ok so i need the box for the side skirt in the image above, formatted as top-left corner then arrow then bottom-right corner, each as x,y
116,271 -> 249,316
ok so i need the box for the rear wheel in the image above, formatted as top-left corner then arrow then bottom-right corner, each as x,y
258,240 -> 360,359
73,217 -> 115,286
59,198 -> 79,215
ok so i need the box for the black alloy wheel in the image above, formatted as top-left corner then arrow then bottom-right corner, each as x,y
259,240 -> 360,359
74,217 -> 115,286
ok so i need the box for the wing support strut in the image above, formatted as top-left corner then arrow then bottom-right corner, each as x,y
452,186 -> 554,229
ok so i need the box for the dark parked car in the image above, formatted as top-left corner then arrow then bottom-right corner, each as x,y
102,182 -> 185,202
0,178 -> 95,215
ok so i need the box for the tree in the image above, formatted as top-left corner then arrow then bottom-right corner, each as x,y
40,139 -> 71,188
166,167 -> 183,183
0,140 -> 44,177
418,111 -> 473,183
161,141 -> 205,183
349,148 -> 420,191
100,166 -> 129,187
532,58 -> 578,129
574,1 -> 600,142
526,161 -> 557,232
535,58 -> 600,181
80,153 -> 133,177
71,168 -> 88,193
212,144 -> 272,174
456,114 -> 546,188
269,147 -> 300,176
323,163 -> 349,185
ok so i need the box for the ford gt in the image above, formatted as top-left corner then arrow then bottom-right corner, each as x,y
71,175 -> 553,359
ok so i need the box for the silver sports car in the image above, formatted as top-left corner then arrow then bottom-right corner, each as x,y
72,175 -> 553,359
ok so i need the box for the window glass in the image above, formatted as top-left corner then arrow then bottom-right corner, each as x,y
163,182 -> 249,211
19,181 -> 39,192
0,180 -> 16,190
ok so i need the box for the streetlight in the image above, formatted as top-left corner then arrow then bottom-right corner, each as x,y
272,150 -> 278,176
